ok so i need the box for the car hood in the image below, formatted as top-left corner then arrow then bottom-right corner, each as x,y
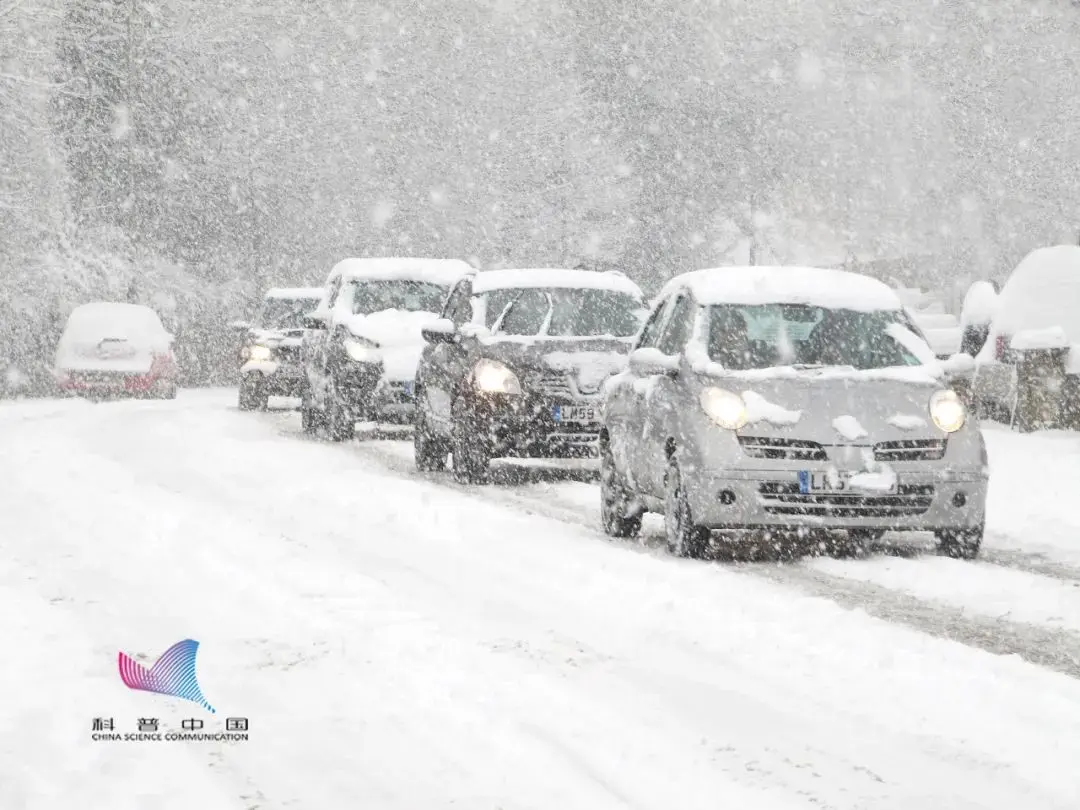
481,337 -> 633,394
344,309 -> 441,381
251,328 -> 304,348
715,373 -> 947,443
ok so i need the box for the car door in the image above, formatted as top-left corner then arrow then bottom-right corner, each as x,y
617,295 -> 676,493
419,278 -> 473,435
637,293 -> 696,497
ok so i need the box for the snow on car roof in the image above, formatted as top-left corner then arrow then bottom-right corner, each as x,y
329,257 -> 474,287
659,266 -> 902,311
265,287 -> 324,300
63,302 -> 167,332
992,245 -> 1080,339
471,268 -> 643,297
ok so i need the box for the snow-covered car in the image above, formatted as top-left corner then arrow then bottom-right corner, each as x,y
301,257 -> 474,439
54,302 -> 178,399
599,266 -> 987,559
413,268 -> 647,482
972,246 -> 1080,429
237,287 -> 324,410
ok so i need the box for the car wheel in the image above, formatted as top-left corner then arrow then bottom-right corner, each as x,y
664,456 -> 709,559
414,403 -> 449,472
935,526 -> 982,560
451,408 -> 490,484
600,438 -> 641,538
238,375 -> 266,411
300,390 -> 322,435
325,378 -> 355,442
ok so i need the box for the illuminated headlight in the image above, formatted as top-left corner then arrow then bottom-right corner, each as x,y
248,344 -> 273,362
344,337 -> 380,363
472,359 -> 522,395
929,389 -> 966,433
700,387 -> 747,430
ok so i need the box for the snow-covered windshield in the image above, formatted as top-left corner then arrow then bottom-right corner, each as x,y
706,304 -> 922,371
487,288 -> 642,337
258,297 -> 320,330
350,280 -> 449,315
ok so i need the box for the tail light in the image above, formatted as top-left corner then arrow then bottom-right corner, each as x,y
994,334 -> 1009,361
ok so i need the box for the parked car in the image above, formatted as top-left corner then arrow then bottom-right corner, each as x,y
54,302 -> 178,399
236,287 -> 324,411
972,246 -> 1080,430
301,257 -> 474,439
599,266 -> 987,560
413,268 -> 647,482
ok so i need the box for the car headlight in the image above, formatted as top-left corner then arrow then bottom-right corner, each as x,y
344,337 -> 380,363
248,344 -> 273,362
472,358 -> 522,395
929,389 -> 966,433
700,387 -> 747,430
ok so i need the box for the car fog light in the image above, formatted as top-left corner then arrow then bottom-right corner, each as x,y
718,489 -> 736,505
952,491 -> 967,508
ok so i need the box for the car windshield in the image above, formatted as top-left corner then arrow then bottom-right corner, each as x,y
487,288 -> 642,337
258,297 -> 321,330
351,280 -> 448,315
706,303 -> 923,371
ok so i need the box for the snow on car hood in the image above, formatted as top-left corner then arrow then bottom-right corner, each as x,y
542,350 -> 629,395
343,309 -> 441,381
723,375 -> 946,443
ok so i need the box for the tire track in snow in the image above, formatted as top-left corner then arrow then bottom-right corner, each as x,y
286,421 -> 1080,680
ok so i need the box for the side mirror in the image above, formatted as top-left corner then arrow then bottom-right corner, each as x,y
302,312 -> 327,331
421,318 -> 459,345
941,352 -> 975,377
628,347 -> 679,377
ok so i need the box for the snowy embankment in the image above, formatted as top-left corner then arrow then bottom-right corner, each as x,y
2,390 -> 1080,809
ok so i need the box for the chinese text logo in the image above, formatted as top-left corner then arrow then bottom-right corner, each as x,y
118,638 -> 215,713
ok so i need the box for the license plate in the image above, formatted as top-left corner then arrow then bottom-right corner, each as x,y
799,470 -> 851,494
553,404 -> 597,424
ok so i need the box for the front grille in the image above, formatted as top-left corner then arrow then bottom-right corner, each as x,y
873,439 -> 946,462
758,482 -> 934,518
536,372 -> 574,399
382,382 -> 414,403
739,436 -> 827,461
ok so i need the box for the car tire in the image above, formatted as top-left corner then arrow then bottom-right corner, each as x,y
451,407 -> 490,484
935,526 -> 982,560
325,377 -> 355,442
600,438 -> 641,538
414,403 -> 449,472
664,456 -> 709,559
238,375 -> 267,411
300,392 -> 322,435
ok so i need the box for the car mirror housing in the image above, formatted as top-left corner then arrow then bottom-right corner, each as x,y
422,318 -> 459,345
628,347 -> 679,377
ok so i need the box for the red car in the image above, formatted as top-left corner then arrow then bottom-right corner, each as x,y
54,302 -> 178,399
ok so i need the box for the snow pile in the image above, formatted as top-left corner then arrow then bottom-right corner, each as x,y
960,281 -> 999,328
832,415 -> 868,441
1010,326 -> 1070,351
345,309 -> 444,381
888,413 -> 928,430
544,351 -> 628,394
742,391 -> 801,425
658,266 -> 902,312
472,268 -> 642,297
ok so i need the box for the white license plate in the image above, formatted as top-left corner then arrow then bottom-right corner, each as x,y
799,470 -> 851,493
553,404 -> 598,424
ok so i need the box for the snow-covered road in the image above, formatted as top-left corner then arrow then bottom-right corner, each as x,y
3,389 -> 1079,809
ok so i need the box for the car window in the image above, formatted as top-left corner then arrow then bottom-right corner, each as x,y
635,297 -> 674,350
259,297 -> 322,330
497,289 -> 552,336
442,280 -> 473,326
656,295 -> 694,355
350,280 -> 448,315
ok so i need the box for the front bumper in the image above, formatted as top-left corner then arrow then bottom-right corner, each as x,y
683,466 -> 987,531
241,360 -> 307,395
467,394 -> 601,459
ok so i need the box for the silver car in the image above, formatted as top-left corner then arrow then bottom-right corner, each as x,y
600,266 -> 988,559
